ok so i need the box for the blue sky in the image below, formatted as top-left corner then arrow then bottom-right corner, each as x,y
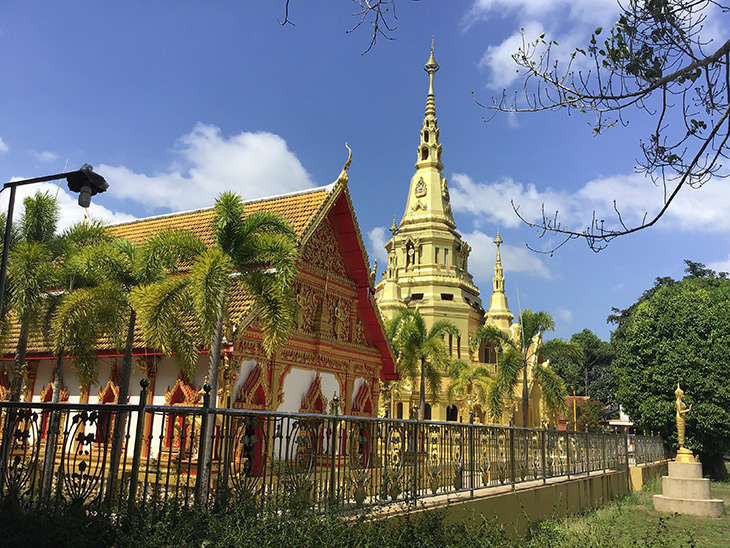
2,1 -> 729,341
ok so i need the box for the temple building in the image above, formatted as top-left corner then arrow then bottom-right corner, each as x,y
375,46 -> 547,426
0,164 -> 397,428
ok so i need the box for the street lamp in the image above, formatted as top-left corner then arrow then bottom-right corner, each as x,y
0,164 -> 109,315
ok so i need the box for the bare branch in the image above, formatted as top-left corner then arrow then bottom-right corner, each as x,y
482,1 -> 730,252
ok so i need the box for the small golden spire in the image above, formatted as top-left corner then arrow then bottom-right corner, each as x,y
389,217 -> 398,234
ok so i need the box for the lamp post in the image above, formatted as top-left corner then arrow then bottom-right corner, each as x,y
0,164 -> 109,316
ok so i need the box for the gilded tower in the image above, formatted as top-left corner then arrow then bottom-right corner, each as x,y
375,45 -> 497,421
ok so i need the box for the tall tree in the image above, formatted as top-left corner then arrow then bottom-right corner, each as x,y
551,329 -> 616,403
611,260 -> 730,480
131,192 -> 298,500
53,229 -> 208,500
480,1 -> 730,251
6,192 -> 59,401
386,308 -> 460,420
471,310 -> 579,426
45,220 -> 111,402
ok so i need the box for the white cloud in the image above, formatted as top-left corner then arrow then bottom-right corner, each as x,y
101,123 -> 315,212
451,170 -> 730,237
33,150 -> 58,163
707,255 -> 730,275
0,181 -> 137,234
553,307 -> 573,326
0,137 -> 8,154
462,229 -> 553,282
367,226 -> 388,270
466,0 -> 622,89
477,22 -> 542,89
450,172 -> 575,229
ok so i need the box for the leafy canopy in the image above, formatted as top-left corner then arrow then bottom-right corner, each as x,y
612,260 -> 730,462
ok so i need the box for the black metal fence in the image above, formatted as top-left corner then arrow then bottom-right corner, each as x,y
0,382 -> 665,511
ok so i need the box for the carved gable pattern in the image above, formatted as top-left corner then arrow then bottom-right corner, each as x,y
300,373 -> 328,413
40,380 -> 69,403
234,362 -> 272,409
351,381 -> 373,416
165,376 -> 201,406
98,379 -> 119,404
292,280 -> 366,345
300,218 -> 347,278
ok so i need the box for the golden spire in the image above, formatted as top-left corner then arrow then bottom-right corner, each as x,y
424,38 -> 439,118
493,231 -> 505,294
486,231 -> 513,330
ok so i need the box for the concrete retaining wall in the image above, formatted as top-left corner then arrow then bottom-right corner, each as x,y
630,461 -> 669,491
405,470 -> 630,536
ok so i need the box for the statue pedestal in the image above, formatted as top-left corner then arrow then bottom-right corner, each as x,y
653,460 -> 724,518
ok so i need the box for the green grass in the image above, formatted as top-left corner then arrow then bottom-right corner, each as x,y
522,477 -> 730,548
1,477 -> 728,547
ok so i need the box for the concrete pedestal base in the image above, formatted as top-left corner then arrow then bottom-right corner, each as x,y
653,461 -> 724,518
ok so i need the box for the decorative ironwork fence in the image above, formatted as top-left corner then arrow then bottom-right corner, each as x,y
630,433 -> 667,465
0,382 -> 664,511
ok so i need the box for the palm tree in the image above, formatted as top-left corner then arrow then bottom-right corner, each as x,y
387,308 -> 460,420
130,191 -> 298,502
446,360 -> 494,420
470,309 -> 581,427
52,230 -> 204,400
52,229 -> 204,500
6,192 -> 59,401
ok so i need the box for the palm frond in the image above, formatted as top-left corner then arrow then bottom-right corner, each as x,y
134,229 -> 205,283
213,192 -> 246,255
189,248 -> 232,343
533,363 -> 568,417
540,339 -> 584,364
470,324 -> 513,352
20,191 -> 58,244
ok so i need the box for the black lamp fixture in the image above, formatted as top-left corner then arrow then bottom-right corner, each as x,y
0,165 -> 109,314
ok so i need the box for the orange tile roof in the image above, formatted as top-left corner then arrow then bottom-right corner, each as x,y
2,185 -> 334,358
109,186 -> 332,245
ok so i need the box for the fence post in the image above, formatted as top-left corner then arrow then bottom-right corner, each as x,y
541,422 -> 547,485
329,395 -> 340,507
128,378 -> 149,512
566,431 -> 572,480
195,382 -> 212,507
0,407 -> 15,496
40,408 -> 61,500
412,404 -> 419,507
509,421 -> 515,491
624,429 -> 631,493
585,427 -> 590,477
469,411 -> 474,498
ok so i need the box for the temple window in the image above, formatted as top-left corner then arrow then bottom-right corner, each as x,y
457,336 -> 461,359
440,293 -> 453,301
424,130 -> 429,142
396,402 -> 403,419
435,247 -> 439,266
421,146 -> 428,161
443,248 -> 448,267
424,403 -> 432,420
446,405 -> 458,422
